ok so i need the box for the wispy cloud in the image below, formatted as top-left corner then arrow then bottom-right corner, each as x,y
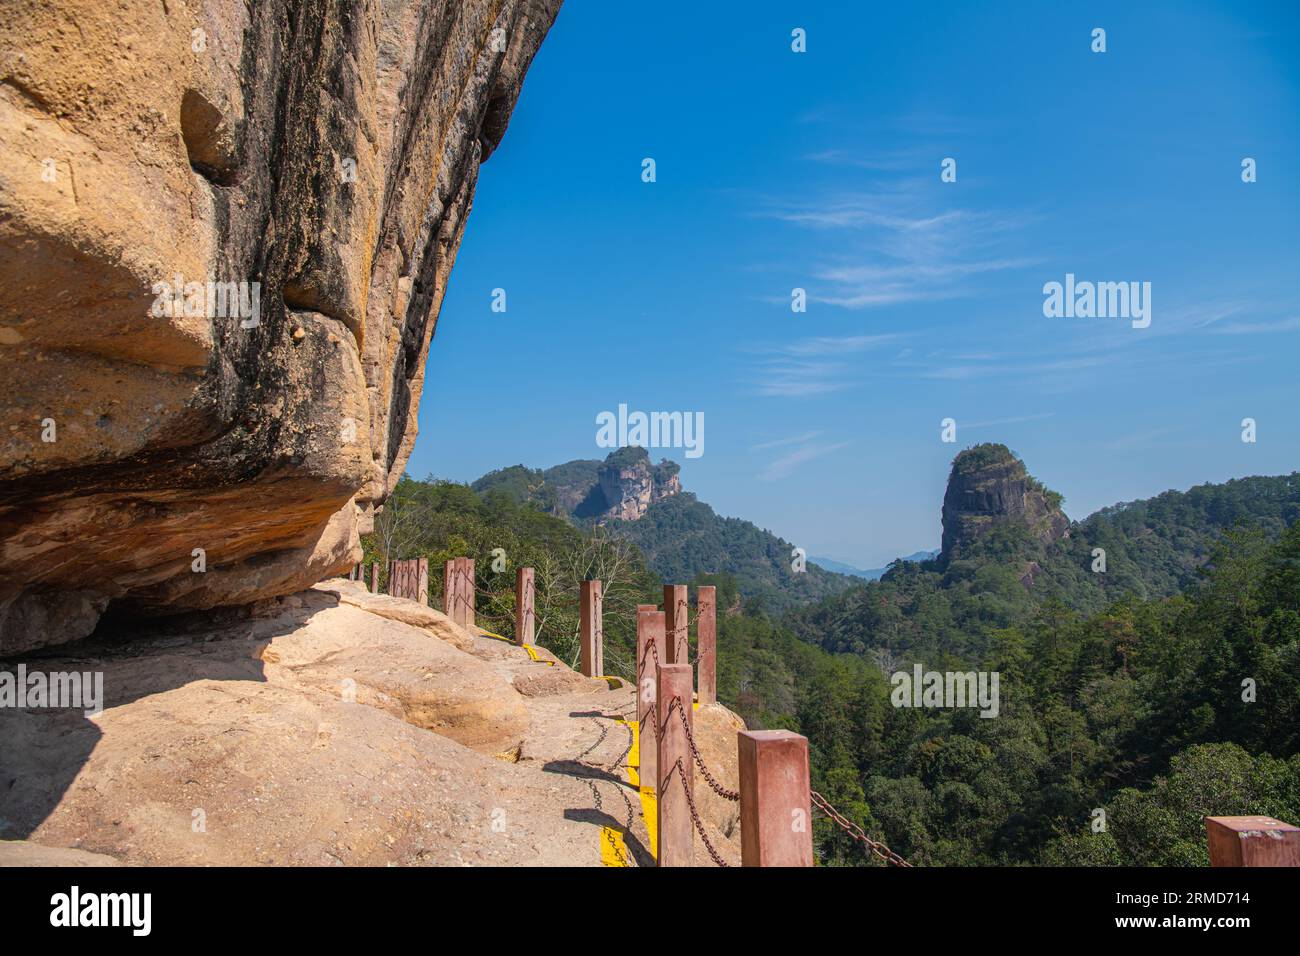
757,438 -> 852,481
803,147 -> 935,173
744,333 -> 903,397
751,430 -> 823,451
1206,316 -> 1300,335
758,183 -> 1037,308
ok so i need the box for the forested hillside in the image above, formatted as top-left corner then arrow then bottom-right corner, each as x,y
472,451 -> 857,610
787,525 -> 1300,865
609,492 -> 853,610
788,456 -> 1300,663
371,460 -> 1300,866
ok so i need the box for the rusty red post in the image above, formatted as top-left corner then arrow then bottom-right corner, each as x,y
515,567 -> 535,646
656,663 -> 695,866
1206,816 -> 1300,867
461,557 -> 476,627
449,557 -> 473,627
636,606 -> 664,797
369,561 -> 378,594
635,604 -> 659,687
579,579 -> 603,677
696,585 -> 717,705
663,584 -> 688,665
443,559 -> 455,617
738,729 -> 813,867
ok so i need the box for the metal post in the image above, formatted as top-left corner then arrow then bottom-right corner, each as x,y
663,584 -> 689,665
580,580 -> 603,677
515,567 -> 535,646
461,557 -> 475,627
443,559 -> 455,618
636,607 -> 664,798
1206,816 -> 1300,866
696,585 -> 717,705
656,663 -> 695,866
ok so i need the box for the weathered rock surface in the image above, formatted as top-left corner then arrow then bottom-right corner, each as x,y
940,443 -> 1070,563
0,0 -> 563,652
597,448 -> 682,522
0,584 -> 744,866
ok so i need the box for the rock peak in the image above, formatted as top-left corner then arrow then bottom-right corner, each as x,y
940,443 -> 1069,562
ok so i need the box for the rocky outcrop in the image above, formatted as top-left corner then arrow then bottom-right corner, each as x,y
0,584 -> 744,866
472,449 -> 683,524
940,444 -> 1070,562
0,0 -> 562,653
596,448 -> 680,522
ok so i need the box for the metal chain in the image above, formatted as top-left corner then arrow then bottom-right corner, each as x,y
662,757 -> 729,867
609,717 -> 634,771
576,715 -> 610,763
663,696 -> 739,802
574,714 -> 636,866
638,635 -> 660,671
810,789 -> 913,867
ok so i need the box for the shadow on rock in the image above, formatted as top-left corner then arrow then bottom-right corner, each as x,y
0,588 -> 340,840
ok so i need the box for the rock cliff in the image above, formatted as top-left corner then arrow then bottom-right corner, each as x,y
0,0 -> 562,652
939,443 -> 1070,563
596,448 -> 681,522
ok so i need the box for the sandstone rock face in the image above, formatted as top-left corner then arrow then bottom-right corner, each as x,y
940,443 -> 1070,562
0,0 -> 562,653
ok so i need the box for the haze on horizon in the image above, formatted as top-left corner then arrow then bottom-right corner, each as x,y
408,0 -> 1300,569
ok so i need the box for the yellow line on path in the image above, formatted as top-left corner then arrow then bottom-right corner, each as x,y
618,717 -> 657,862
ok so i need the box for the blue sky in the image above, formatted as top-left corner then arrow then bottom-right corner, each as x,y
408,0 -> 1300,569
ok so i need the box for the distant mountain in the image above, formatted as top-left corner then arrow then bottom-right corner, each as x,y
473,448 -> 856,610
608,492 -> 855,611
472,447 -> 680,522
786,442 -> 1300,662
810,551 -> 939,580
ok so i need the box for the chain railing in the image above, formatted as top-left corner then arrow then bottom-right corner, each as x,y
404,567 -> 914,870
574,712 -> 639,867
810,789 -> 913,867
661,756 -> 729,867
657,693 -> 740,868
665,695 -> 739,802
